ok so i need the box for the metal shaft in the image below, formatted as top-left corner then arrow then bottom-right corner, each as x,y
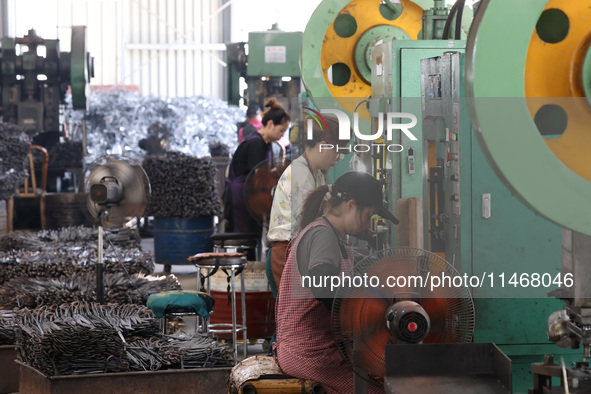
82,117 -> 87,155
241,268 -> 247,359
231,266 -> 237,363
97,225 -> 104,304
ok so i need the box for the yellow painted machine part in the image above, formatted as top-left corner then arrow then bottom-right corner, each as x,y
525,0 -> 591,181
321,0 -> 424,115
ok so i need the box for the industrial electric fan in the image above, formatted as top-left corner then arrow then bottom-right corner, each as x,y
243,157 -> 290,226
332,247 -> 475,385
82,155 -> 151,302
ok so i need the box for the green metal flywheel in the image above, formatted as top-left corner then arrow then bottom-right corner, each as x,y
465,0 -> 591,235
301,0 -> 434,113
71,26 -> 91,111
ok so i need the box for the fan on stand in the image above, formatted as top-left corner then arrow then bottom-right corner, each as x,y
82,155 -> 150,303
332,247 -> 475,390
243,153 -> 290,226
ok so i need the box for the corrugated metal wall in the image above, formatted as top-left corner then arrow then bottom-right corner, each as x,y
122,0 -> 228,97
13,0 -> 229,98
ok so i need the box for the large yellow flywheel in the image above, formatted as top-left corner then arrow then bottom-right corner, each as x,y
322,0 -> 423,99
302,0 -> 431,115
466,0 -> 591,235
525,0 -> 591,181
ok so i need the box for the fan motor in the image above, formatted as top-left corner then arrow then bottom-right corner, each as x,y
385,300 -> 431,344
90,176 -> 123,205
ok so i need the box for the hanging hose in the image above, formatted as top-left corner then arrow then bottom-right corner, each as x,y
455,0 -> 466,39
442,0 -> 461,40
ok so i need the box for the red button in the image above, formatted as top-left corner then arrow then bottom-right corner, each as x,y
408,322 -> 418,332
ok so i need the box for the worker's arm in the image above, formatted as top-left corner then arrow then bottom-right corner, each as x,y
297,226 -> 342,310
308,262 -> 340,310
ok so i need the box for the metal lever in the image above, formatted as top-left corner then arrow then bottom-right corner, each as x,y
482,193 -> 491,219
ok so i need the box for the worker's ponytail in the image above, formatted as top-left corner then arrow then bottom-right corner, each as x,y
300,185 -> 349,229
300,185 -> 329,230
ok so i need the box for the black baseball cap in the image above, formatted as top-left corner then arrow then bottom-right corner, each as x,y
332,171 -> 399,224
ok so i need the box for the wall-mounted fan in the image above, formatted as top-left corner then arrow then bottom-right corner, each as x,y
82,155 -> 150,303
332,247 -> 475,388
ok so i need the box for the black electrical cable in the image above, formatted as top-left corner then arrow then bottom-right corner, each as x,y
455,0 -> 466,39
442,0 -> 460,40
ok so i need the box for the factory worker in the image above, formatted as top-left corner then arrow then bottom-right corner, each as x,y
222,98 -> 290,234
266,115 -> 348,297
275,171 -> 398,394
238,103 -> 263,143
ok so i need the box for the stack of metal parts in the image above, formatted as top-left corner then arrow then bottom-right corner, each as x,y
0,123 -> 31,201
143,152 -> 222,218
0,311 -> 17,345
0,225 -> 140,251
16,302 -> 233,375
30,141 -> 84,172
0,273 -> 181,308
16,303 -> 159,375
208,141 -> 231,158
74,89 -> 243,163
0,246 -> 154,285
126,332 -> 234,371
46,141 -> 84,169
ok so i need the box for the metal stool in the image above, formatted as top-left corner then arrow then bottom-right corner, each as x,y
189,252 -> 248,364
212,232 -> 259,261
147,291 -> 215,335
161,307 -> 207,335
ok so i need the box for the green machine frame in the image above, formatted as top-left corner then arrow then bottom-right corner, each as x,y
226,26 -> 302,112
353,38 -> 581,392
420,52 -> 579,393
363,39 -> 465,245
226,26 -> 303,152
302,1 -> 581,391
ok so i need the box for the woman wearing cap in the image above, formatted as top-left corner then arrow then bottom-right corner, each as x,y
275,171 -> 398,394
223,98 -> 290,233
266,115 -> 347,297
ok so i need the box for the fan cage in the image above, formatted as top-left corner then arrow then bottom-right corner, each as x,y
243,158 -> 290,226
81,155 -> 151,229
331,247 -> 475,383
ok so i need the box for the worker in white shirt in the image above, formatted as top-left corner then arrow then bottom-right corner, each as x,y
266,115 -> 349,296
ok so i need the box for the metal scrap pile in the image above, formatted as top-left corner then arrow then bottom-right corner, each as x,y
31,140 -> 84,170
16,303 -> 160,375
127,332 -> 234,371
0,273 -> 181,308
16,302 -> 233,375
0,225 -> 140,252
0,123 -> 31,201
209,141 -> 231,157
0,310 -> 17,345
47,141 -> 84,169
143,152 -> 222,218
0,246 -> 154,285
73,89 -> 242,164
